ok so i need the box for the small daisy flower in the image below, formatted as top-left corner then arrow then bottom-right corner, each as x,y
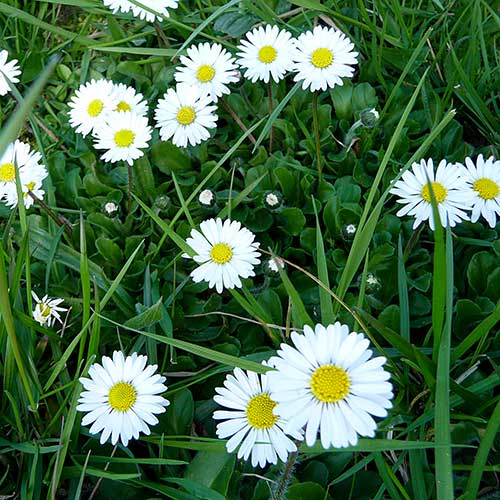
31,291 -> 68,327
267,322 -> 393,449
102,0 -> 178,22
104,201 -> 119,216
93,111 -> 152,165
68,79 -> 118,137
268,256 -> 285,273
264,192 -> 281,208
175,43 -> 239,102
4,177 -> 46,210
457,155 -> 500,228
77,351 -> 170,447
389,158 -> 473,230
184,217 -> 261,294
236,25 -> 296,84
154,85 -> 218,148
0,50 -> 21,96
292,25 -> 358,92
199,189 -> 215,206
111,83 -> 149,117
213,365 -> 302,467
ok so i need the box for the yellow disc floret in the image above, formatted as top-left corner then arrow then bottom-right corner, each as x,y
421,182 -> 447,203
246,393 -> 279,429
0,162 -> 15,183
87,99 -> 104,117
177,106 -> 196,126
258,45 -> 278,64
310,365 -> 350,403
210,243 -> 233,264
39,303 -> 51,318
114,129 -> 135,148
108,382 -> 137,412
197,65 -> 216,83
473,177 -> 499,200
116,101 -> 132,112
311,48 -> 333,68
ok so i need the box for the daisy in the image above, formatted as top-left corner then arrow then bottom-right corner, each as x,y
267,322 -> 393,449
389,158 -> 473,230
154,85 -> 218,148
68,79 -> 118,137
236,25 -> 296,84
0,50 -> 21,96
292,25 -> 358,92
213,365 -> 302,467
102,0 -> 179,22
31,291 -> 68,327
183,217 -> 261,293
93,111 -> 152,165
268,256 -> 285,273
111,82 -> 149,117
457,155 -> 500,228
77,351 -> 169,447
4,176 -> 46,210
174,43 -> 239,102
199,189 -> 215,206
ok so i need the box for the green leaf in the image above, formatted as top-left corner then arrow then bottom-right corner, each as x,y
124,298 -> 164,330
95,237 -> 123,263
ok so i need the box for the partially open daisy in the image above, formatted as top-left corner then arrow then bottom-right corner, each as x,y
292,25 -> 358,92
111,83 -> 148,117
267,323 -> 393,449
102,0 -> 179,22
236,25 -> 296,84
31,291 -> 68,328
0,50 -> 21,96
68,79 -> 117,137
154,85 -> 217,148
93,111 -> 152,165
184,217 -> 261,293
457,155 -> 500,228
390,158 -> 473,230
213,365 -> 302,467
77,351 -> 169,447
175,43 -> 239,102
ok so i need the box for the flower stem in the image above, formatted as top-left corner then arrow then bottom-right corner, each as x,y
29,191 -> 73,235
220,97 -> 257,145
312,91 -> 322,181
271,450 -> 298,500
268,82 -> 274,153
128,162 -> 133,213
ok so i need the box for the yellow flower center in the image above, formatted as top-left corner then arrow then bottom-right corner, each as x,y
473,177 -> 499,200
114,129 -> 135,148
108,382 -> 137,412
197,65 -> 216,83
311,48 -> 333,68
258,45 -> 277,64
176,106 -> 196,126
87,99 -> 104,117
0,162 -> 15,183
210,243 -> 233,264
116,101 -> 132,112
39,303 -> 51,318
421,182 -> 447,203
310,365 -> 350,403
246,393 -> 278,429
23,181 -> 36,197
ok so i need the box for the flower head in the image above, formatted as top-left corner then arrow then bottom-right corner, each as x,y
292,25 -> 358,92
267,322 -> 393,449
268,256 -> 285,273
199,189 -> 215,206
0,50 -> 21,96
389,158 -> 473,230
236,25 -> 296,84
77,351 -> 169,447
175,43 -> 239,102
184,217 -> 261,293
111,83 -> 149,117
102,0 -> 178,22
213,365 -> 301,467
31,291 -> 68,327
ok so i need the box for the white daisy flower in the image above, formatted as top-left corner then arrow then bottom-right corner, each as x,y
267,322 -> 393,449
199,189 -> 215,206
184,217 -> 261,294
268,256 -> 285,273
175,43 -> 239,102
104,201 -> 119,215
154,85 -> 218,148
236,25 -> 296,84
31,291 -> 68,327
77,351 -> 169,447
111,82 -> 149,117
389,158 -> 473,230
213,365 -> 302,467
4,177 -> 46,210
93,111 -> 152,165
457,155 -> 500,228
292,25 -> 358,92
102,0 -> 178,22
68,79 -> 118,137
264,192 -> 280,208
0,50 -> 21,96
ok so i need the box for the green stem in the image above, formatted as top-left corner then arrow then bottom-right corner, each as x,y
128,162 -> 133,213
271,450 -> 298,500
268,82 -> 274,153
312,92 -> 322,181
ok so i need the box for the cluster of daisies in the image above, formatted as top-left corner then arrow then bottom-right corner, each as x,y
77,322 -> 393,466
391,155 -> 500,230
